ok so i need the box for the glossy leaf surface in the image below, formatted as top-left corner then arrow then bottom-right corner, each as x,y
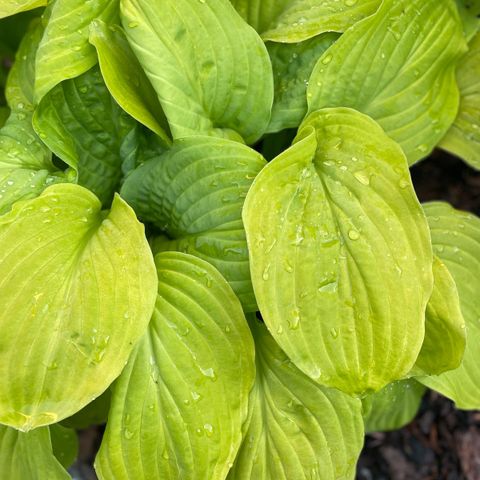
0,0 -> 46,19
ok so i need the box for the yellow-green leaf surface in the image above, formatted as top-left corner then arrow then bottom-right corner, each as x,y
0,425 -> 69,479
50,424 -> 78,469
267,33 -> 339,133
0,184 -> 157,430
121,136 -> 266,311
34,0 -> 118,102
33,65 -> 138,205
229,318 -> 364,480
243,108 -> 433,395
230,0 -> 380,42
120,0 -> 273,144
96,252 -> 255,480
440,32 -> 480,170
414,256 -> 466,376
456,0 -> 480,41
0,20 -> 68,215
419,203 -> 480,409
307,0 -> 467,165
362,380 -> 426,433
0,0 -> 46,19
89,19 -> 171,144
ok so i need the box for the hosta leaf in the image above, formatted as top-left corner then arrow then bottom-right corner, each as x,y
267,33 -> 339,133
0,0 -> 46,19
96,252 -> 255,480
121,136 -> 266,311
0,184 -> 157,430
414,256 -> 466,376
50,424 -> 78,469
362,380 -> 426,433
456,0 -> 480,41
229,318 -> 364,480
440,32 -> 480,170
33,65 -> 138,205
0,20 -> 68,215
89,19 -> 171,145
120,0 -> 273,144
230,0 -> 380,43
307,0 -> 467,165
61,390 -> 111,429
34,0 -> 118,102
243,108 -> 433,394
419,203 -> 480,409
0,425 -> 69,479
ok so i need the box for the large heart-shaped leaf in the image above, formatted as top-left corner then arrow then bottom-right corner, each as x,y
34,0 -> 118,102
440,32 -> 480,170
230,0 -> 380,42
121,136 -> 266,311
0,425 -> 69,479
0,184 -> 157,430
229,317 -> 364,480
243,107 -> 433,394
307,0 -> 467,165
33,65 -> 138,205
0,0 -> 46,19
96,252 -> 255,480
120,0 -> 273,144
89,19 -> 171,145
419,203 -> 480,409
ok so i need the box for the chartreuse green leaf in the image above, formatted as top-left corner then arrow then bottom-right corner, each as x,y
0,425 -> 69,479
307,0 -> 467,165
89,19 -> 171,145
0,20 -> 70,215
362,380 -> 426,433
0,184 -> 157,430
34,0 -> 118,102
229,318 -> 364,480
440,32 -> 480,170
230,0 -> 380,42
120,0 -> 273,144
96,252 -> 255,480
267,33 -> 339,133
121,136 -> 266,312
243,108 -> 433,395
33,65 -> 138,205
419,203 -> 480,409
50,424 -> 78,469
413,257 -> 466,376
0,0 -> 46,19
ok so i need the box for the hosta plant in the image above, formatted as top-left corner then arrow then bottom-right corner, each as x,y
0,0 -> 479,478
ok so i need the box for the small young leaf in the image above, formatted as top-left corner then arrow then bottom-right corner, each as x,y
0,184 -> 157,430
228,318 -> 364,480
243,108 -> 433,394
95,252 -> 255,480
120,0 -> 273,144
307,0 -> 467,165
419,203 -> 480,410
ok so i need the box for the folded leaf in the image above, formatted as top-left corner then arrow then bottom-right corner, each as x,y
121,136 -> 266,311
307,0 -> 467,165
362,380 -> 426,433
440,32 -> 480,170
89,19 -> 171,145
414,256 -> 466,376
419,203 -> 480,409
0,425 -> 69,479
33,65 -> 138,205
0,0 -> 46,19
34,0 -> 118,102
267,33 -> 339,133
0,184 -> 157,430
231,0 -> 380,42
229,318 -> 364,480
120,0 -> 273,144
50,424 -> 78,469
96,252 -> 255,480
243,107 -> 433,394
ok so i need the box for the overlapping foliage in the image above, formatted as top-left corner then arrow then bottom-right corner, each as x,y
0,0 -> 479,478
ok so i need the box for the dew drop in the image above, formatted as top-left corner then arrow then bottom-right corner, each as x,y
353,171 -> 370,186
124,428 -> 134,440
128,21 -> 139,28
330,328 -> 339,339
322,54 -> 333,64
204,423 -> 214,437
289,309 -> 300,330
201,367 -> 217,381
262,264 -> 270,281
348,230 -> 360,241
398,178 -> 409,189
